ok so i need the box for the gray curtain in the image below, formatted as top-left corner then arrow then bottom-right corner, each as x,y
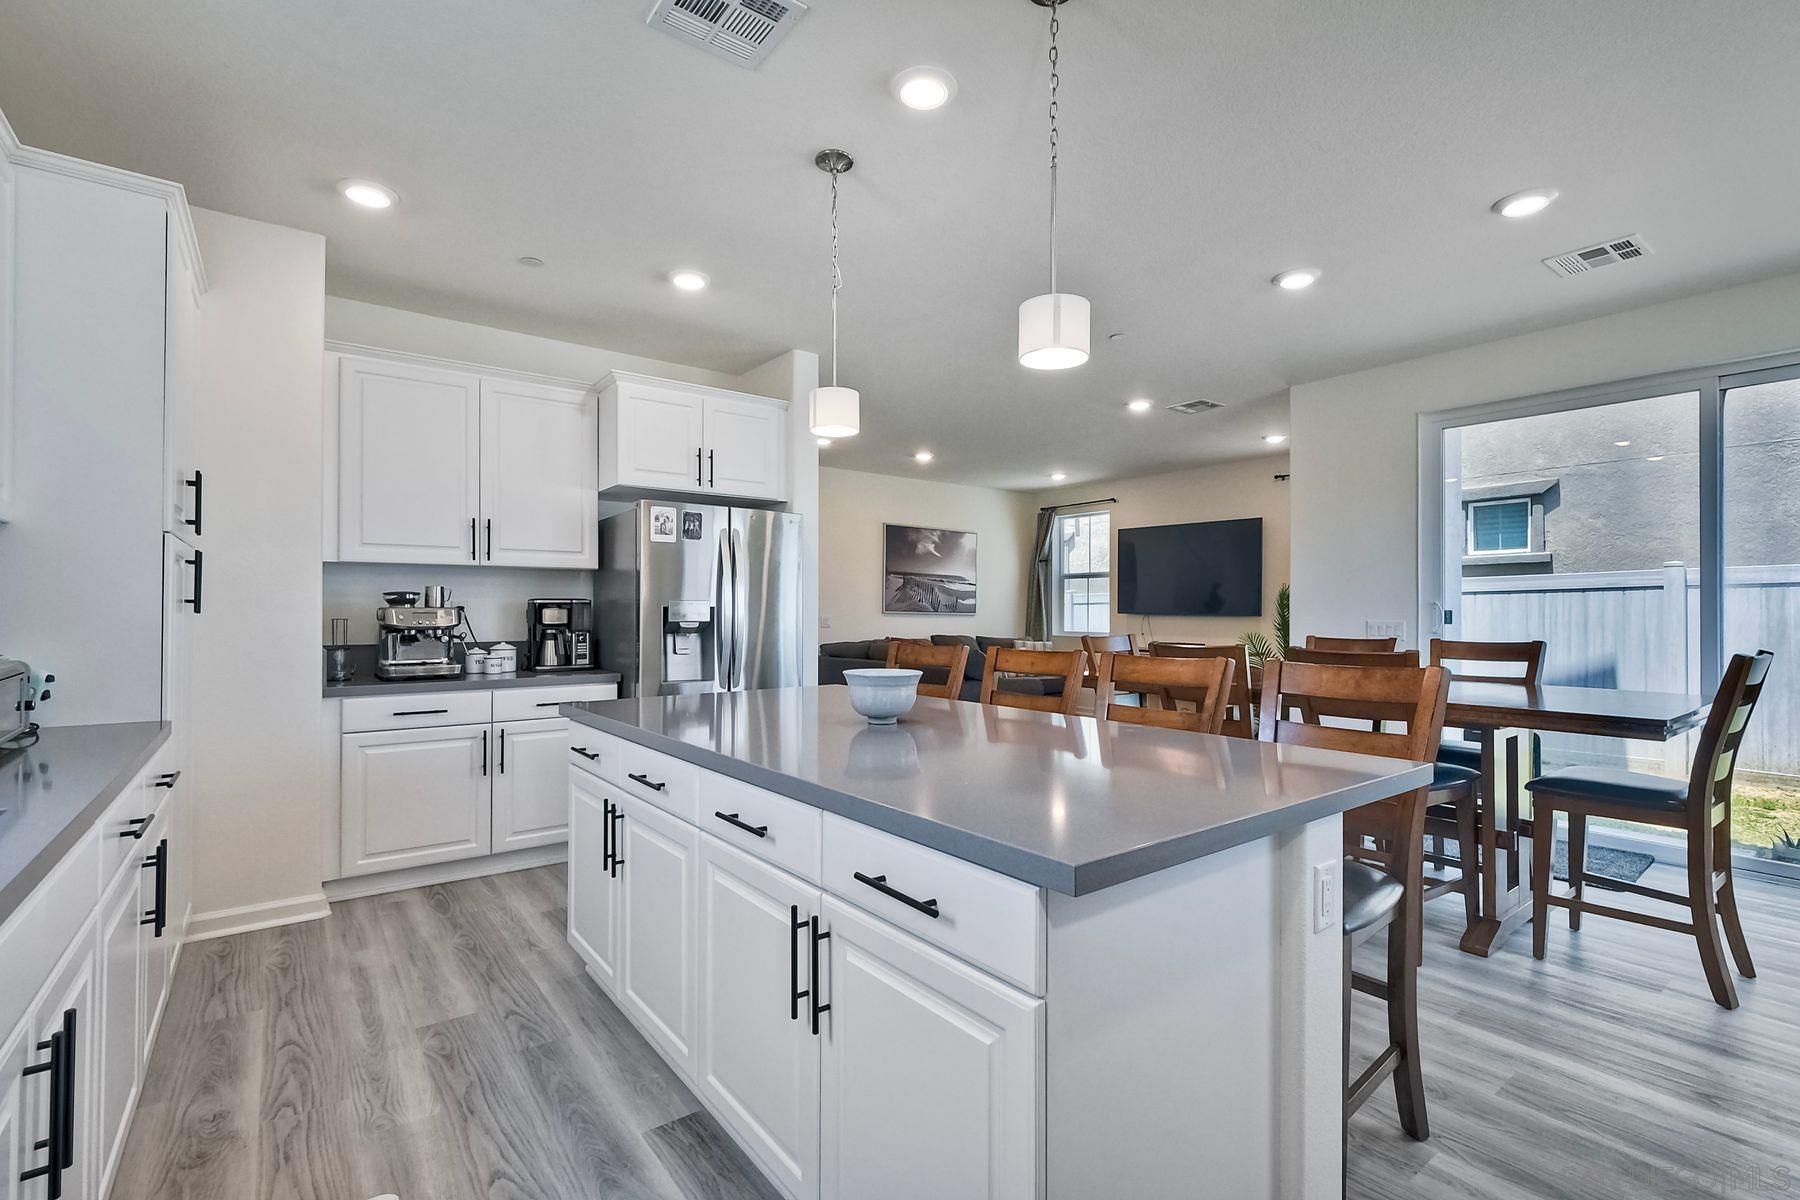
1024,507 -> 1057,640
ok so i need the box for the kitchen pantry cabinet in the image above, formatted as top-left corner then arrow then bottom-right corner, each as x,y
597,372 -> 788,503
335,354 -> 596,567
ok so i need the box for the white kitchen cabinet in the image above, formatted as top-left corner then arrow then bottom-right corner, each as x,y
478,378 -> 596,568
697,835 -> 823,1200
618,792 -> 699,1080
336,355 -> 483,565
160,533 -> 199,766
136,807 -> 175,1072
162,220 -> 202,541
568,766 -> 621,996
340,724 -> 493,875
597,372 -> 788,503
95,857 -> 143,1195
0,1020 -> 25,1200
492,718 -> 573,851
819,896 -> 1043,1200
22,921 -> 99,1200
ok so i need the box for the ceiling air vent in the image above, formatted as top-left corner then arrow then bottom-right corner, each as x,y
1543,235 -> 1653,278
646,0 -> 809,69
1166,398 -> 1224,415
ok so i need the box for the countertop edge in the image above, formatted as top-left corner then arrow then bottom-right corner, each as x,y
563,705 -> 1430,896
0,721 -> 172,927
323,670 -> 622,700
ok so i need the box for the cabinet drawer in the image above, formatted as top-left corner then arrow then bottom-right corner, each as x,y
619,740 -> 699,824
98,757 -> 175,881
342,690 -> 492,733
493,682 -> 618,723
697,772 -> 823,885
0,826 -> 101,1039
569,730 -> 622,782
822,814 -> 1046,995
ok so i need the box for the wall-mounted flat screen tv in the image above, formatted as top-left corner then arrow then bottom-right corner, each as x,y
1117,517 -> 1262,617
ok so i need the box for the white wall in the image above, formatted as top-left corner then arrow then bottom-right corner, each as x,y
324,296 -> 741,389
186,207 -> 329,931
1031,455 -> 1292,648
1290,269 -> 1800,648
819,467 -> 1038,641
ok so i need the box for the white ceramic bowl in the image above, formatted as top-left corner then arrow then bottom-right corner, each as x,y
843,668 -> 923,724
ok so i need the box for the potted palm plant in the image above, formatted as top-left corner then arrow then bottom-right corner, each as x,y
1239,583 -> 1290,673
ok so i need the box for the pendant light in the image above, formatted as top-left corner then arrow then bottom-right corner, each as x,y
1018,0 -> 1090,371
809,149 -> 860,439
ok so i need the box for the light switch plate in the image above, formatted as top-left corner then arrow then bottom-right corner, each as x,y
819,615 -> 832,630
1313,860 -> 1340,933
1365,620 -> 1406,642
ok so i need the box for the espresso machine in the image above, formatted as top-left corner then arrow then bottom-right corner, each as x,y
527,598 -> 592,671
376,588 -> 467,680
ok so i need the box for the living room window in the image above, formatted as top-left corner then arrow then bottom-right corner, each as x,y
1056,511 -> 1111,635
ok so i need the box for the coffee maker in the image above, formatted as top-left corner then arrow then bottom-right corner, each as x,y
527,598 -> 592,671
376,589 -> 467,680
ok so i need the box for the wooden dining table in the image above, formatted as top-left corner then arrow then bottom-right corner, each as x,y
1447,681 -> 1709,956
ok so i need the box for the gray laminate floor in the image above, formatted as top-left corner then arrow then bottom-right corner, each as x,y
115,862 -> 1800,1199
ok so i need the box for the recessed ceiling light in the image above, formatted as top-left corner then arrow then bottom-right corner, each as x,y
669,269 -> 710,292
816,438 -> 833,447
1614,439 -> 1631,447
1126,398 -> 1154,413
1444,477 -> 1459,484
1646,455 -> 1666,462
1273,268 -> 1320,291
914,450 -> 934,464
1263,434 -> 1288,445
1108,332 -> 1126,342
1492,188 -> 1559,219
891,66 -> 957,111
516,256 -> 544,268
338,179 -> 398,209
1050,472 -> 1068,481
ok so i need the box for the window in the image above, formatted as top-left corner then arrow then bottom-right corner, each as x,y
1056,511 -> 1110,635
1466,498 -> 1530,554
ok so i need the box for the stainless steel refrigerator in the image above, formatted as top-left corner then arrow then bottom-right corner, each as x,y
596,501 -> 804,697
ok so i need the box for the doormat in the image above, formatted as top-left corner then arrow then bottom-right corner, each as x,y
1441,840 -> 1655,888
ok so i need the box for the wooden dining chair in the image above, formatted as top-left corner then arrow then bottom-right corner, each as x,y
1527,650 -> 1774,1010
1429,637 -> 1546,766
1080,634 -> 1137,690
1260,658 -> 1449,1145
1283,644 -> 1477,939
978,646 -> 1085,715
1094,651 -> 1234,734
885,639 -> 971,701
1148,642 -> 1256,738
1305,634 -> 1399,653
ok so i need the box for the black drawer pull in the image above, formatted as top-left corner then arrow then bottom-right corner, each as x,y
572,746 -> 601,761
853,872 -> 940,919
154,770 -> 182,789
140,838 -> 169,937
118,816 -> 152,840
714,811 -> 768,838
392,708 -> 450,717
610,807 -> 626,877
627,772 -> 666,792
808,915 -> 830,1036
183,470 -> 204,537
789,905 -> 808,1021
185,549 -> 204,613
470,516 -> 477,561
536,701 -> 563,707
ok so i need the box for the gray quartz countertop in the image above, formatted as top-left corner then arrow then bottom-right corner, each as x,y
563,688 -> 1432,895
323,661 -> 621,699
0,721 -> 170,925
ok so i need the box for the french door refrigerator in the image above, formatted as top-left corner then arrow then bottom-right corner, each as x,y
596,501 -> 804,697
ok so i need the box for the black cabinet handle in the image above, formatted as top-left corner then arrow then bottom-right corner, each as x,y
714,811 -> 767,838
470,517 -> 478,561
610,808 -> 625,878
498,727 -> 506,774
789,905 -> 808,1022
182,470 -> 203,537
696,446 -> 704,487
58,1009 -> 76,1169
480,730 -> 489,777
572,746 -> 600,761
808,915 -> 830,1036
140,838 -> 168,937
601,798 -> 614,873
535,701 -> 564,708
19,1018 -> 69,1196
627,772 -> 665,792
154,770 -> 181,789
392,708 -> 450,717
184,550 -> 204,613
708,449 -> 715,488
485,518 -> 493,562
118,816 -> 152,840
853,872 -> 940,919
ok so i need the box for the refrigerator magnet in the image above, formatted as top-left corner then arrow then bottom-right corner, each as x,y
650,505 -> 678,542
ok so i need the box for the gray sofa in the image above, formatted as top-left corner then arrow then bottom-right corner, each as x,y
818,634 -> 1069,703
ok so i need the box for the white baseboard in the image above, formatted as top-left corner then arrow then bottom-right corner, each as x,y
323,843 -> 568,903
184,892 -> 332,942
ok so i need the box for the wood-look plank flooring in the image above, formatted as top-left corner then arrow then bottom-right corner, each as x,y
117,862 -> 1800,1199
114,864 -> 779,1200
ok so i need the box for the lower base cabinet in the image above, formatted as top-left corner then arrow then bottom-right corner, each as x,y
568,767 -> 621,994
341,724 -> 493,874
618,794 -> 699,1079
492,718 -> 573,852
21,922 -> 99,1200
95,864 -> 142,1190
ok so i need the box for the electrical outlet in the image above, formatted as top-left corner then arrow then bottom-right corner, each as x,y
819,615 -> 832,630
1365,620 -> 1406,642
1313,860 -> 1340,933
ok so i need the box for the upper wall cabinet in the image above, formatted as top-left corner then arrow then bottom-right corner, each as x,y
598,372 -> 788,504
335,354 -> 596,567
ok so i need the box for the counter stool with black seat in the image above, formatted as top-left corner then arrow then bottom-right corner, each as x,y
1260,656 -> 1451,1149
1526,650 -> 1773,1010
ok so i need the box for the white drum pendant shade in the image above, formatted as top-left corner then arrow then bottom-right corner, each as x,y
809,385 -> 861,438
1018,292 -> 1090,370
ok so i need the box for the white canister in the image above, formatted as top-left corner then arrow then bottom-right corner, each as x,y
464,648 -> 489,675
485,642 -> 518,674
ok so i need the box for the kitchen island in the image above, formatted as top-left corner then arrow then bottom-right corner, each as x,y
561,687 -> 1431,1200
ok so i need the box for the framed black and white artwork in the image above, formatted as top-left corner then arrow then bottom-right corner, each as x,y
883,524 -> 978,615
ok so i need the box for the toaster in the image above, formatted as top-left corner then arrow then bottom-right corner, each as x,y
0,659 -> 44,751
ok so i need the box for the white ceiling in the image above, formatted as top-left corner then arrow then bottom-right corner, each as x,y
5,1 -> 1800,490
